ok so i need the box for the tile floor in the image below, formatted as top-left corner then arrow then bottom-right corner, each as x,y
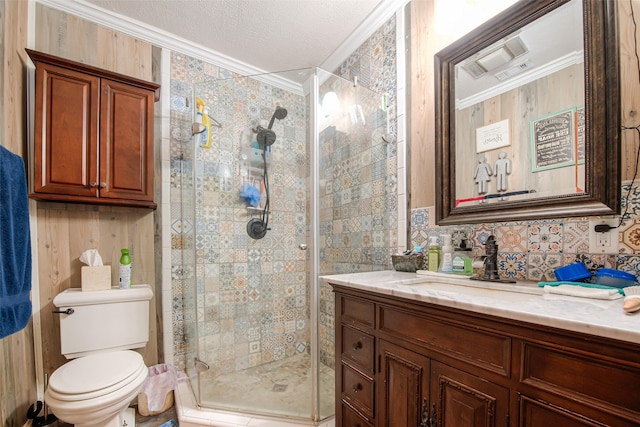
197,353 -> 335,420
56,405 -> 178,427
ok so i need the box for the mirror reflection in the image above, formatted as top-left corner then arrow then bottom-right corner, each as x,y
435,0 -> 620,225
455,0 -> 584,206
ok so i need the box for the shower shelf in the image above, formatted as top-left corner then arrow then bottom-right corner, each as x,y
246,207 -> 269,214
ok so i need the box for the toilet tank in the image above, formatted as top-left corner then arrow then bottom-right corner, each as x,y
53,285 -> 153,359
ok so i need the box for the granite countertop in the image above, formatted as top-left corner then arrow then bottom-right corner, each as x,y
320,270 -> 640,345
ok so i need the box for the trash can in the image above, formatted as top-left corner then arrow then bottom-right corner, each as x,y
137,364 -> 177,416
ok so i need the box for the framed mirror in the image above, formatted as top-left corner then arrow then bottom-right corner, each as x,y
435,0 -> 620,225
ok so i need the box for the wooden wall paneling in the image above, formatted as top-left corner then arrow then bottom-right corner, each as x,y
97,27 -> 153,80
1,0 -> 36,425
35,5 -> 99,65
409,0 -> 433,210
67,205 -> 101,289
619,0 -> 640,182
409,0 -> 456,210
128,210 -> 159,364
37,205 -> 72,380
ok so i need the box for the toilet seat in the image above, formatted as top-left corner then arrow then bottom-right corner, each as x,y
45,351 -> 148,426
47,351 -> 146,401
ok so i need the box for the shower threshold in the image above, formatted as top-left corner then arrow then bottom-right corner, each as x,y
174,354 -> 335,427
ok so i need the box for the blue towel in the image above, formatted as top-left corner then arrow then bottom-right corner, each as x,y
0,145 -> 32,339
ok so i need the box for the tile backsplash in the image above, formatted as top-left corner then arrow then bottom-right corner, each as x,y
410,181 -> 640,282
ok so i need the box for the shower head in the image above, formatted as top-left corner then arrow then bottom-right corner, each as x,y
267,107 -> 288,129
257,107 -> 288,148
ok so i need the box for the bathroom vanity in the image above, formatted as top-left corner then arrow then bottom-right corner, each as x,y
322,271 -> 640,427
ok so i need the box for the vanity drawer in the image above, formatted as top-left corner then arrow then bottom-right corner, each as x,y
520,341 -> 640,414
341,325 -> 374,372
379,305 -> 510,376
341,402 -> 374,427
341,363 -> 374,418
340,295 -> 375,328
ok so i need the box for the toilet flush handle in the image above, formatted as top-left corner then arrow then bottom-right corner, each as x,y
52,308 -> 74,315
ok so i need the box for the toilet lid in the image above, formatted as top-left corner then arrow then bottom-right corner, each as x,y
48,351 -> 146,398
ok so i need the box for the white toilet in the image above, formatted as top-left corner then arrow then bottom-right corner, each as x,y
45,285 -> 153,427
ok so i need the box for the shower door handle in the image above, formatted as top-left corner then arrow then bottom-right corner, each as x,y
299,244 -> 307,250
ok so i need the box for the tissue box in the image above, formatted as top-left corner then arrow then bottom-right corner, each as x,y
81,266 -> 112,291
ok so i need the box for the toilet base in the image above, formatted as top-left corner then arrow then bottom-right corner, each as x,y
74,407 -> 135,427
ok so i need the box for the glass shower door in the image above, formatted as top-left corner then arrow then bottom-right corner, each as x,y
315,68 -> 391,421
176,67 -> 389,422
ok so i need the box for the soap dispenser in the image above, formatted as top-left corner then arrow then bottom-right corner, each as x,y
427,236 -> 440,272
439,234 -> 454,273
452,238 -> 473,276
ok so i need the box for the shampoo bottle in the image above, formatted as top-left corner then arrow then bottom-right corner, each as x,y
427,236 -> 440,272
119,248 -> 132,289
439,234 -> 454,273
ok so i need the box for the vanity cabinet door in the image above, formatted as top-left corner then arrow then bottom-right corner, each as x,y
431,361 -> 509,427
378,339 -> 430,427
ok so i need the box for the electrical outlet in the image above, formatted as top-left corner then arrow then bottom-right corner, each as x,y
588,218 -> 619,254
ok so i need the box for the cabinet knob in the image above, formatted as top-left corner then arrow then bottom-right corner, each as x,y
352,341 -> 362,351
89,181 -> 98,187
99,182 -> 107,188
352,383 -> 362,393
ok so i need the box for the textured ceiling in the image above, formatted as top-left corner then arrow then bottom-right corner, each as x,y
81,0 -> 387,74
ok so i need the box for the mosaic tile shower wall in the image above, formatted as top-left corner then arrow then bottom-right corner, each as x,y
169,15 -> 399,376
169,57 -> 310,374
410,182 -> 640,280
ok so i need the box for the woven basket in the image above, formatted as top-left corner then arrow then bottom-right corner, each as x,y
391,254 -> 424,272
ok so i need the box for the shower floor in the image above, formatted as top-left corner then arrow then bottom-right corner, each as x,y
197,353 -> 335,420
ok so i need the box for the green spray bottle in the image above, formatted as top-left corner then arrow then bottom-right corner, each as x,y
119,248 -> 132,289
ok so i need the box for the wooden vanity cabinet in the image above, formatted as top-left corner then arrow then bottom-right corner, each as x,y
27,49 -> 159,208
332,285 -> 640,427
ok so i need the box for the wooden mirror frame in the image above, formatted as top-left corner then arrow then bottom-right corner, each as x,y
435,0 -> 620,225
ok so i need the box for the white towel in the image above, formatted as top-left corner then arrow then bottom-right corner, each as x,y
543,285 -> 622,300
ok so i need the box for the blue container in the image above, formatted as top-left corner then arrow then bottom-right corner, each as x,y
595,268 -> 638,288
553,262 -> 592,282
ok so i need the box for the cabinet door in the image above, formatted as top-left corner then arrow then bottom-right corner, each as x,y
378,340 -> 430,427
33,62 -> 100,197
99,78 -> 154,201
431,361 -> 509,427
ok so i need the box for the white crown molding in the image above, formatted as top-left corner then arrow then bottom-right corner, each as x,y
456,51 -> 584,110
320,0 -> 409,74
35,0 -> 305,94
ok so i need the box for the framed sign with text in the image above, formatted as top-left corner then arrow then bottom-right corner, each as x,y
530,108 -> 576,172
476,119 -> 510,153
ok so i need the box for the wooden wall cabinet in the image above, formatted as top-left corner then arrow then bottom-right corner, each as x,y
27,49 -> 160,209
332,285 -> 640,427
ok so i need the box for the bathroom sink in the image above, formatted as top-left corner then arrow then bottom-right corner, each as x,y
412,271 -> 544,295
